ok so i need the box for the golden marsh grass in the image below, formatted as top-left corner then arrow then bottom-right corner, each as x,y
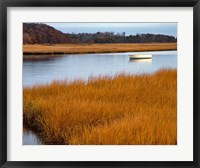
23,69 -> 177,145
23,43 -> 177,55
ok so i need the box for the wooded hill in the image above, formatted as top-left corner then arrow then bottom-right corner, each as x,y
23,23 -> 177,44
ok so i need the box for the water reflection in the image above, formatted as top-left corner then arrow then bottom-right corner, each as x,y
23,54 -> 64,62
129,59 -> 152,63
23,50 -> 177,87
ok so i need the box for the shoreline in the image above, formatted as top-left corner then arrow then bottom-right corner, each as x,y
23,43 -> 177,56
23,48 -> 177,56
23,49 -> 177,61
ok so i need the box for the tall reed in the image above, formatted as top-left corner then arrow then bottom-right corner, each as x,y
23,43 -> 177,55
23,69 -> 177,145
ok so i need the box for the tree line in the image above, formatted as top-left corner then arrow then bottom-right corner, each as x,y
23,23 -> 177,44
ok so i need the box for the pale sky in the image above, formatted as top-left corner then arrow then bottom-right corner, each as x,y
45,23 -> 177,37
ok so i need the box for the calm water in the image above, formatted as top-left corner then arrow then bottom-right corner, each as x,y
23,130 -> 42,145
23,50 -> 177,87
23,50 -> 177,144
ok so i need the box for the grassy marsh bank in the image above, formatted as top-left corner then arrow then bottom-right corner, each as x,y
23,69 -> 177,145
23,43 -> 177,55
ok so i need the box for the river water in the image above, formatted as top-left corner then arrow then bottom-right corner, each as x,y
23,129 -> 42,145
23,50 -> 177,87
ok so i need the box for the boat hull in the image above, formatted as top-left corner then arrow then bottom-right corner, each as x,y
129,54 -> 152,59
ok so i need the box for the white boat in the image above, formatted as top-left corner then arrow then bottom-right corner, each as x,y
129,54 -> 152,59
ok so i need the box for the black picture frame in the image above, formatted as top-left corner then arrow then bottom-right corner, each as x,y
0,0 -> 199,167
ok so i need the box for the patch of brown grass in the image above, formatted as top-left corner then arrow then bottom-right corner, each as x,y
23,69 -> 177,145
23,43 -> 177,55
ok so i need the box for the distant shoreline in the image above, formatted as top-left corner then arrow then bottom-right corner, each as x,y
23,43 -> 177,56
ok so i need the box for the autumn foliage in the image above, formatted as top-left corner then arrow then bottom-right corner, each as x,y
23,23 -> 177,44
